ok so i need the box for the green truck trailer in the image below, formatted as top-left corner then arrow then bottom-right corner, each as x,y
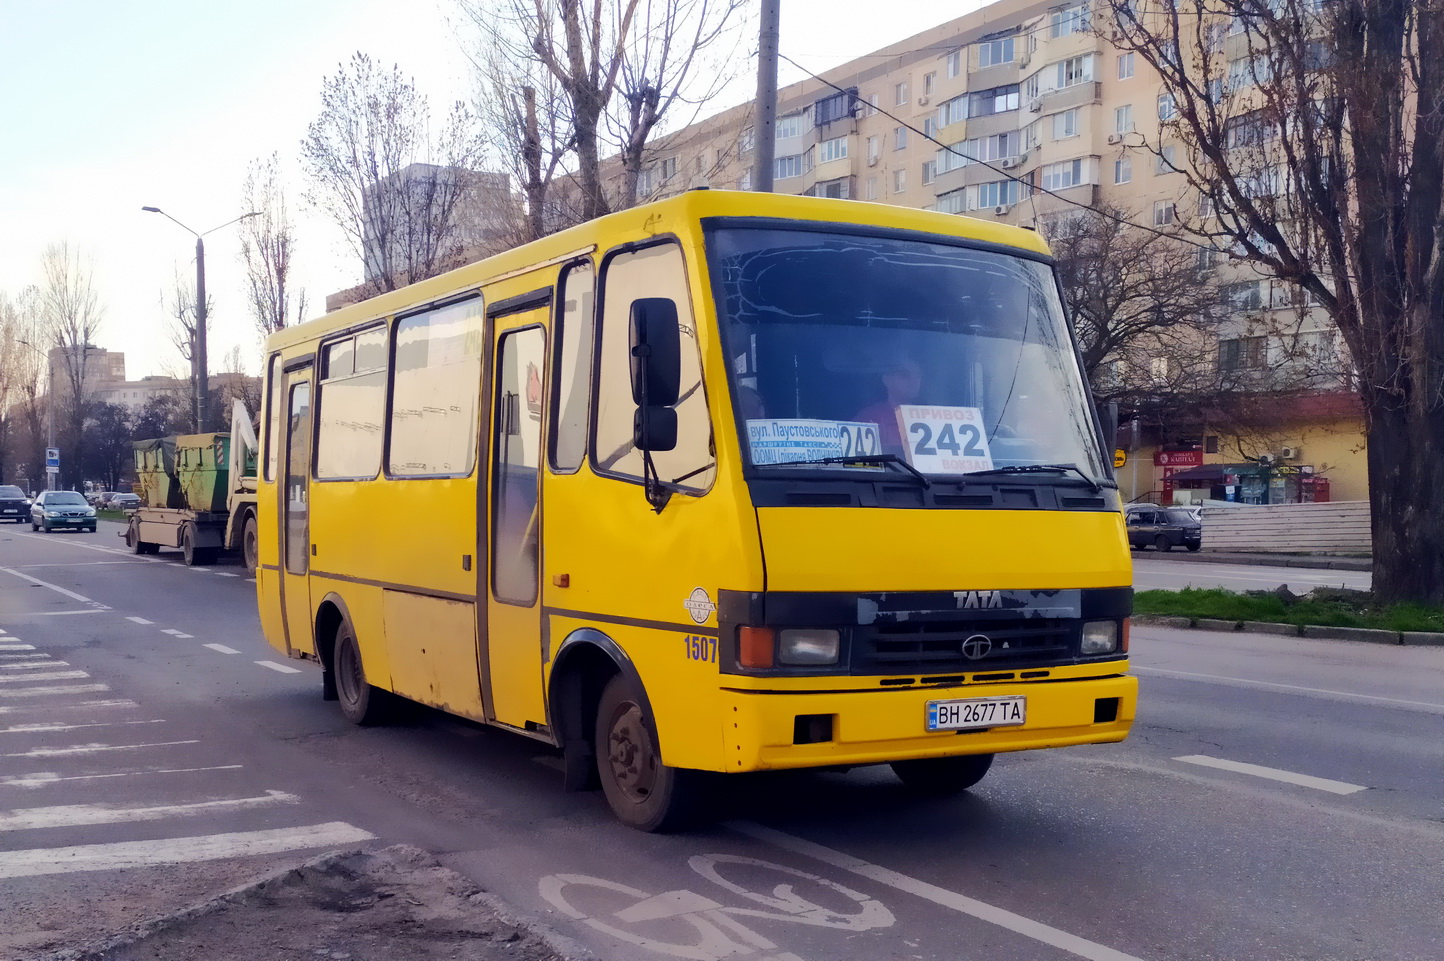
123,400 -> 260,570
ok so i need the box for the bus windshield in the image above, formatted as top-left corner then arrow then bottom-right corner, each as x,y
707,226 -> 1107,480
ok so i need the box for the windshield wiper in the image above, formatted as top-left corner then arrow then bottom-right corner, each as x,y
964,463 -> 1106,492
758,454 -> 931,488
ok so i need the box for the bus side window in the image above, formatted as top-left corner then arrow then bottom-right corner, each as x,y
264,353 -> 282,482
550,260 -> 595,473
492,326 -> 546,606
592,243 -> 715,492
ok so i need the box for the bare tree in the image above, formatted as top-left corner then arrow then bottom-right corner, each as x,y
467,32 -> 578,244
1099,0 -> 1444,603
302,53 -> 485,293
608,0 -> 748,206
240,154 -> 308,341
219,344 -> 264,423
1048,206 -> 1226,414
39,242 -> 104,489
2,287 -> 48,489
469,0 -> 642,221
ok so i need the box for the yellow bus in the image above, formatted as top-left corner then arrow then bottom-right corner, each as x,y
257,190 -> 1136,831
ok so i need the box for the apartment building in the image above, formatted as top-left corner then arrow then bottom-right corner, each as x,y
623,0 -> 1365,503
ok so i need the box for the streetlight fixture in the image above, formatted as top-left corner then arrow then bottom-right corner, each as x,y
16,339 -> 55,490
141,206 -> 260,433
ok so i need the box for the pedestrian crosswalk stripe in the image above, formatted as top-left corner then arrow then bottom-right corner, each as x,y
1,764 -> 243,788
0,790 -> 301,831
0,684 -> 109,699
0,661 -> 69,670
0,698 -> 136,714
0,719 -> 163,734
0,644 -> 36,651
0,822 -> 375,878
0,671 -> 88,683
3,739 -> 200,758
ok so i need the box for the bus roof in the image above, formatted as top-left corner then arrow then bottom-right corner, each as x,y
269,190 -> 1054,352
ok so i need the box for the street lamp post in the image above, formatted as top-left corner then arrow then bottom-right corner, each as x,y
141,207 -> 260,432
16,339 -> 55,490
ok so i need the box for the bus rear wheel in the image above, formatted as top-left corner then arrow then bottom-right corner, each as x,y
891,753 -> 994,797
595,674 -> 704,832
334,621 -> 392,726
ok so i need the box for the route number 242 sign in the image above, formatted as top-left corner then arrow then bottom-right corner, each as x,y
896,405 -> 993,473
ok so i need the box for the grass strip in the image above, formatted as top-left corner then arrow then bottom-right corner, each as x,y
1134,587 -> 1444,633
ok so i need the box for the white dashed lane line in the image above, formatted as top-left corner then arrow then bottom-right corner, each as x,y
1174,755 -> 1368,795
126,616 -> 155,625
160,629 -> 194,639
255,661 -> 302,675
203,644 -> 240,655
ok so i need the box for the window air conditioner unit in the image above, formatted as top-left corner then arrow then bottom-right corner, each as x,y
1281,446 -> 1300,460
867,156 -> 879,166
1257,453 -> 1275,466
994,204 -> 1012,216
1107,133 -> 1123,145
918,96 -> 930,105
1028,101 -> 1042,113
1001,157 -> 1020,169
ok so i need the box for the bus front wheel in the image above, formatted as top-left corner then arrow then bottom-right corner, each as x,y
891,753 -> 994,797
334,621 -> 392,726
595,674 -> 704,832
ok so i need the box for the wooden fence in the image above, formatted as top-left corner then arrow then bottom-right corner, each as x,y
1199,501 -> 1372,554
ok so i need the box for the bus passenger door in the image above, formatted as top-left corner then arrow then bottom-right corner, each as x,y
485,318 -> 548,729
279,365 -> 315,656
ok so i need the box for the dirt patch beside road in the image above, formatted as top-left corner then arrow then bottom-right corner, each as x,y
38,846 -> 581,961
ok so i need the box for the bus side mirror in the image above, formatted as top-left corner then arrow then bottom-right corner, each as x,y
630,298 -> 682,452
634,406 -> 678,452
629,298 -> 681,407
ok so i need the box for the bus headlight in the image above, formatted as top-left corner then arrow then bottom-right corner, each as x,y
1080,620 -> 1119,655
778,629 -> 840,666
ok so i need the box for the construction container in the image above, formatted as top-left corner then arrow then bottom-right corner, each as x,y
175,433 -> 231,513
132,437 -> 182,509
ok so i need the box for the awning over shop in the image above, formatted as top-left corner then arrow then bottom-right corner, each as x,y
1167,463 -> 1262,484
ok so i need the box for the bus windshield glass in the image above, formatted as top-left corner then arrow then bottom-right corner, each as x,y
707,226 -> 1106,480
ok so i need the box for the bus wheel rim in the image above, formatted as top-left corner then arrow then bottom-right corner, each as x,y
338,637 -> 362,703
605,702 -> 657,804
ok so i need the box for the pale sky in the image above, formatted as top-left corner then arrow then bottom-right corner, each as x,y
0,0 -> 977,382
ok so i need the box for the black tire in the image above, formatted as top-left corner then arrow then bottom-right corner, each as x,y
334,620 -> 393,725
1186,543 -> 1201,552
30,519 -> 38,531
242,513 -> 258,574
1154,534 -> 1172,552
128,522 -> 146,554
891,753 -> 995,797
182,528 -> 198,566
595,674 -> 705,832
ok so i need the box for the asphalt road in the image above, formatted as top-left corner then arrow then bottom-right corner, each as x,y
1131,555 -> 1371,593
2,520 -> 1440,961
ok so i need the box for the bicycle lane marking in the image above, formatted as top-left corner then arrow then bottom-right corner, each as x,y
728,820 -> 1145,961
538,852 -> 894,960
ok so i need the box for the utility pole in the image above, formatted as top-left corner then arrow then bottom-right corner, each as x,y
194,234 -> 209,432
752,0 -> 779,192
141,207 -> 259,434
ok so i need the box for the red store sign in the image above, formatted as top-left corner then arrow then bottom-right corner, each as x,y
1154,450 -> 1204,468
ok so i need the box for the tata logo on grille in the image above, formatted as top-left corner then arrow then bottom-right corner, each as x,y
955,589 -> 1003,610
961,634 -> 993,660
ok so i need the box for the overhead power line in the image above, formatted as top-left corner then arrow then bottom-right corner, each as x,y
776,51 -> 1217,251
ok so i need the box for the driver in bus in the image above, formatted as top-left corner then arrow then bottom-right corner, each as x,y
852,357 -> 922,455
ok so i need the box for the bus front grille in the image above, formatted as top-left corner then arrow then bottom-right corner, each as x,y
852,619 -> 1074,675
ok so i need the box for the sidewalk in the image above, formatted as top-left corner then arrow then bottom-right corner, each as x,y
1145,550 -> 1371,572
38,845 -> 586,961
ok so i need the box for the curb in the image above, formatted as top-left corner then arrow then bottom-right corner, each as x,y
1139,551 -> 1372,572
1134,614 -> 1444,646
36,844 -> 595,961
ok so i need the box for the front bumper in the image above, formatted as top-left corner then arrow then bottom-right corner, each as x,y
718,670 -> 1137,772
